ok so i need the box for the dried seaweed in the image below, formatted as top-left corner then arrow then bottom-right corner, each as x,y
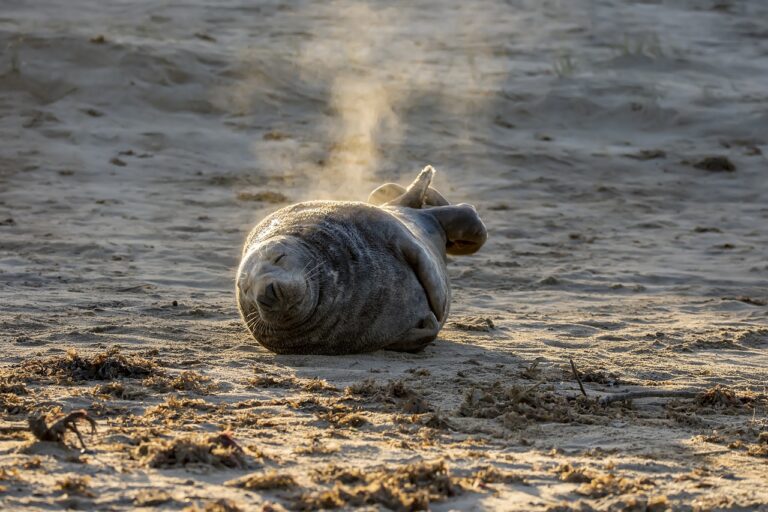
695,385 -> 765,412
301,378 -> 339,393
19,347 -> 157,383
320,411 -> 368,429
246,374 -> 294,388
664,385 -> 768,416
93,382 -> 147,400
294,437 -> 340,456
695,420 -> 768,458
574,472 -> 655,498
552,463 -> 593,483
144,371 -> 219,395
553,463 -> 656,498
296,460 -> 462,511
184,498 -> 244,512
56,475 -> 94,497
344,379 -> 431,413
312,464 -> 367,485
459,382 -> 609,427
134,432 -> 251,469
134,490 -> 176,507
0,378 -> 28,395
344,378 -> 379,396
449,316 -> 495,332
1,392 -> 30,415
145,397 -> 221,421
468,466 -> 527,487
227,470 -> 297,490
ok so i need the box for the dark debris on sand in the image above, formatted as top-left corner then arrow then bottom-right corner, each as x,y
344,379 -> 431,414
695,420 -> 768,458
227,470 -> 297,491
134,432 -> 252,469
458,382 -> 616,428
296,460 -> 462,511
28,409 -> 97,450
18,347 -> 158,383
692,155 -> 736,172
448,316 -> 495,332
666,385 -> 768,416
299,460 -> 526,511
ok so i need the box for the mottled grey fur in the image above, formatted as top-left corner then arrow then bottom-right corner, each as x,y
236,166 -> 486,355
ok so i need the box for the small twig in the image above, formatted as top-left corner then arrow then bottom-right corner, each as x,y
692,449 -> 731,456
508,381 -> 545,405
28,409 -> 97,450
599,390 -> 700,405
520,380 -> 545,399
569,358 -> 587,398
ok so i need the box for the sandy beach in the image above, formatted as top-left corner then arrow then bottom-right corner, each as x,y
1,0 -> 767,510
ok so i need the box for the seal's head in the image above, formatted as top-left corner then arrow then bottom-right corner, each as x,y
236,235 -> 318,333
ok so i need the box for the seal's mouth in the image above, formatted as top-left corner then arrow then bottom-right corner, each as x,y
240,276 -> 300,320
237,248 -> 321,332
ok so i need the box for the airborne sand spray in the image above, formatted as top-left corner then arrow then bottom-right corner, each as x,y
305,2 -> 401,199
217,0 -> 511,200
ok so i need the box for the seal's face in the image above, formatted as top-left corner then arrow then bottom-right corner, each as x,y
236,236 -> 317,331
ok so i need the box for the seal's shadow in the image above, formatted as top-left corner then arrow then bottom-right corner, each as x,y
271,338 -> 515,389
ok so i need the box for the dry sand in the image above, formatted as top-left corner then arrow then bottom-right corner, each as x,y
1,0 -> 767,510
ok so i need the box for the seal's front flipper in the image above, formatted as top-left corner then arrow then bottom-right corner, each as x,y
427,204 -> 487,255
385,312 -> 439,352
400,237 -> 448,322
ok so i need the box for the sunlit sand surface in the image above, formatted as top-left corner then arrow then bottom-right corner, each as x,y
1,0 -> 767,510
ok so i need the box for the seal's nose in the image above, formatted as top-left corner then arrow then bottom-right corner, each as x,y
256,281 -> 281,310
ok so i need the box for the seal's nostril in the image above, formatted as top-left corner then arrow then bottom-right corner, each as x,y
265,282 -> 277,301
257,281 -> 280,309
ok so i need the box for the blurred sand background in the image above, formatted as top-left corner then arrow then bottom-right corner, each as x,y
1,0 -> 767,510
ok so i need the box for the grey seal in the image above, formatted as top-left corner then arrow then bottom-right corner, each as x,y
236,166 -> 487,355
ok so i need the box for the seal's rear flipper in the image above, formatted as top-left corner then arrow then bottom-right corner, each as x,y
368,166 -> 449,208
391,165 -> 434,208
368,183 -> 406,205
385,312 -> 439,352
427,204 -> 487,255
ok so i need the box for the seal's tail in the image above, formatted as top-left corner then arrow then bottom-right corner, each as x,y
367,166 -> 449,208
